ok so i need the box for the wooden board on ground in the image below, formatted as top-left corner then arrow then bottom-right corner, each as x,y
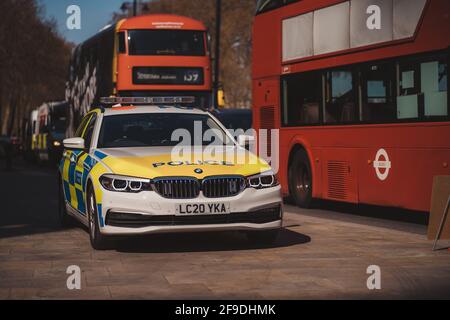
428,176 -> 450,240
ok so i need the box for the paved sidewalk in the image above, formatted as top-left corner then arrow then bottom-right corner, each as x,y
0,164 -> 449,299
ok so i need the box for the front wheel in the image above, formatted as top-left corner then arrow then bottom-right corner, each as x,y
87,186 -> 111,250
58,178 -> 71,228
289,149 -> 313,208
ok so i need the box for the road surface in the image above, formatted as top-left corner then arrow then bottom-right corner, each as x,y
0,160 -> 449,299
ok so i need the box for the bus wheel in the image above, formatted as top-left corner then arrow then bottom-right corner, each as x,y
289,149 -> 313,208
87,185 -> 111,251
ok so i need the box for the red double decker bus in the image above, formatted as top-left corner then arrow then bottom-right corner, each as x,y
253,0 -> 449,212
66,14 -> 211,133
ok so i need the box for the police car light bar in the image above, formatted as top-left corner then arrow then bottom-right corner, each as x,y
100,96 -> 196,106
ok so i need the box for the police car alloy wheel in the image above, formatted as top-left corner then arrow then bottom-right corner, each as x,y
87,186 -> 110,250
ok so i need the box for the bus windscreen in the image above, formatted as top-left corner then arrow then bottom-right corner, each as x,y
128,30 -> 205,56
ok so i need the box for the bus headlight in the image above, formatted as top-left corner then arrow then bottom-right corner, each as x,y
247,171 -> 279,189
99,175 -> 152,193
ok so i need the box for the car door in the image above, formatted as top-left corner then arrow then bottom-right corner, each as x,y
63,113 -> 93,214
72,113 -> 98,215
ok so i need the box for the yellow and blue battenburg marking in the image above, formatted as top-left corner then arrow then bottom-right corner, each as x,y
94,151 -> 108,160
60,150 -> 104,217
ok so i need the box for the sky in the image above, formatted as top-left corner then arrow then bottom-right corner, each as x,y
39,0 -> 126,44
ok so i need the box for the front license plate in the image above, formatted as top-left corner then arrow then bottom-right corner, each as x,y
176,203 -> 230,216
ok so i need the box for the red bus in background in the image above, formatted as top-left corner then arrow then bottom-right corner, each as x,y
115,15 -> 211,101
252,0 -> 450,212
66,14 -> 212,134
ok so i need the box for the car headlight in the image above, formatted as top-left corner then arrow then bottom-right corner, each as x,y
99,174 -> 152,193
247,171 -> 279,189
53,141 -> 61,147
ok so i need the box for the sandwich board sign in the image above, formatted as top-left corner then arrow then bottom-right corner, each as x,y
428,176 -> 450,245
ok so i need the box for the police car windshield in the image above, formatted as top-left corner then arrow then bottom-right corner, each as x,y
97,113 -> 233,148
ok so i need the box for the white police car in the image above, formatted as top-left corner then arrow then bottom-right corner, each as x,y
59,97 -> 283,250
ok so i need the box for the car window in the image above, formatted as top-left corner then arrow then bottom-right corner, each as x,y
83,113 -> 97,150
97,113 -> 232,149
75,114 -> 93,138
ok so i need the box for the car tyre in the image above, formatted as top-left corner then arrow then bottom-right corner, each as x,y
87,185 -> 111,251
58,178 -> 72,228
289,149 -> 313,208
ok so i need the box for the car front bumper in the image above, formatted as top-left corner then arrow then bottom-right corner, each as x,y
98,185 -> 283,236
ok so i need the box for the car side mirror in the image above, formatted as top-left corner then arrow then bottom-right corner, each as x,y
238,135 -> 254,148
63,137 -> 85,150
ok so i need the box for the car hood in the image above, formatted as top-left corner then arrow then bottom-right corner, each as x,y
96,147 -> 272,179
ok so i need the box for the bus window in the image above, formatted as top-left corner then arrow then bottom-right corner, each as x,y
361,62 -> 397,123
398,62 -> 420,120
282,72 -> 322,126
117,32 -> 126,54
397,53 -> 448,120
128,30 -> 206,56
324,69 -> 357,124
421,57 -> 447,117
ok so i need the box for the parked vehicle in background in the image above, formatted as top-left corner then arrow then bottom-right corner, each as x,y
66,14 -> 213,136
252,0 -> 449,212
23,109 -> 38,163
10,136 -> 22,156
27,101 -> 69,165
47,102 -> 69,164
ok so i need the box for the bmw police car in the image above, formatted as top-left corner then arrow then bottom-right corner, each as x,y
59,97 -> 283,250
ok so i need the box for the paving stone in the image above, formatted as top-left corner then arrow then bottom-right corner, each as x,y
108,283 -> 215,300
1,164 -> 450,299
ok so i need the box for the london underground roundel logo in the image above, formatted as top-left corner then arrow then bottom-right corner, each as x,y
373,149 -> 391,181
